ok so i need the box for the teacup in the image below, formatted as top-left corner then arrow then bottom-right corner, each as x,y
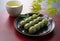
6,1 -> 23,17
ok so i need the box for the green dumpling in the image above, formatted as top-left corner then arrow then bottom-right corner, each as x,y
24,17 -> 32,23
33,19 -> 38,24
24,21 -> 34,29
24,23 -> 31,29
34,24 -> 40,30
24,18 -> 30,23
31,14 -> 38,19
19,20 -> 26,26
29,21 -> 35,26
32,17 -> 43,24
38,22 -> 44,28
42,19 -> 48,25
29,26 -> 36,33
37,17 -> 43,21
28,17 -> 32,21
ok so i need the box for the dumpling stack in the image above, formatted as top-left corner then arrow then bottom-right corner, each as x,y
19,14 -> 48,33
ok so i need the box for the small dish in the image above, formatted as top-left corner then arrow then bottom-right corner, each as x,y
14,13 -> 55,36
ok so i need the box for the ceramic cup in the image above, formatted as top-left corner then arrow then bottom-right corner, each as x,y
6,1 -> 23,17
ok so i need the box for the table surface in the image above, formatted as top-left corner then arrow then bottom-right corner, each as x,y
0,0 -> 60,41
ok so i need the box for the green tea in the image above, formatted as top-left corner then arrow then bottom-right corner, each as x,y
7,1 -> 20,6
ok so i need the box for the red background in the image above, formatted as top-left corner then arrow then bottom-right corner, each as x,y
0,10 -> 60,41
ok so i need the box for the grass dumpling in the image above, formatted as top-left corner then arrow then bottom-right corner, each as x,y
32,17 -> 43,24
24,21 -> 35,29
34,24 -> 40,30
24,23 -> 31,29
37,17 -> 43,21
20,14 -> 48,34
19,20 -> 26,26
19,14 -> 38,26
24,14 -> 37,23
33,19 -> 38,24
29,21 -> 35,26
42,19 -> 48,25
24,17 -> 32,23
38,22 -> 44,28
29,26 -> 36,33
31,14 -> 38,19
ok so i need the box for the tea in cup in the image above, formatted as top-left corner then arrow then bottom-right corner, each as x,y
6,1 -> 23,17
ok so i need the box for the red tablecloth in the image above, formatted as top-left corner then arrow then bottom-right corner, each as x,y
0,10 -> 60,41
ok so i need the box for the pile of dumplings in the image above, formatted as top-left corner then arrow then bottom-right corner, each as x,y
19,14 -> 48,33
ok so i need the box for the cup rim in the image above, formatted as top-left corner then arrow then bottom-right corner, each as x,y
6,1 -> 23,8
